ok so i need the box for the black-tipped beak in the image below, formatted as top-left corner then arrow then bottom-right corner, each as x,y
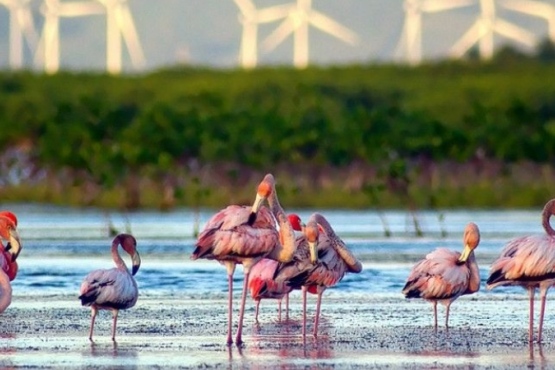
247,212 -> 257,226
8,228 -> 21,262
131,251 -> 141,276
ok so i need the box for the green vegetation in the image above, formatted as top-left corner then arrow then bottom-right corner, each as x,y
1,44 -> 555,210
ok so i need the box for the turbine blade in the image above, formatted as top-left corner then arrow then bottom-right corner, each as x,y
450,22 -> 484,57
262,18 -> 295,52
233,0 -> 255,16
421,0 -> 474,13
493,19 -> 537,46
500,0 -> 555,18
58,2 -> 105,17
307,10 -> 358,45
255,4 -> 295,23
116,5 -> 146,68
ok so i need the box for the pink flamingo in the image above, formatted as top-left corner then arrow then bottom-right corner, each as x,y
0,211 -> 21,281
283,212 -> 362,337
0,214 -> 22,313
191,174 -> 296,345
248,214 -> 305,322
403,222 -> 481,329
487,198 -> 555,343
79,233 -> 141,341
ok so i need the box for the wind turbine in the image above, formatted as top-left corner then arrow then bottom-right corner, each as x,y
261,0 -> 359,69
450,0 -> 537,59
36,0 -> 105,73
233,0 -> 293,68
0,0 -> 39,69
396,0 -> 475,65
95,0 -> 145,74
500,0 -> 555,41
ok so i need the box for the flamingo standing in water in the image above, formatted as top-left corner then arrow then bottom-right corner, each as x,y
248,214 -> 305,322
487,198 -> 555,343
402,222 -> 481,329
191,174 -> 297,345
79,233 -> 141,341
0,213 -> 22,313
282,213 -> 363,337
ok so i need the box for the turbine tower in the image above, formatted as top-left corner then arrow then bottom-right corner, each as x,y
450,0 -> 537,60
396,0 -> 474,65
233,0 -> 293,69
261,0 -> 359,69
37,0 -> 145,74
96,0 -> 145,74
37,0 -> 105,73
0,0 -> 39,69
500,0 -> 555,41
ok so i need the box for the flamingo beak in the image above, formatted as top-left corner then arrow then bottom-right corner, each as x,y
131,250 -> 141,276
248,193 -> 265,226
6,228 -> 21,262
308,239 -> 318,264
457,244 -> 472,265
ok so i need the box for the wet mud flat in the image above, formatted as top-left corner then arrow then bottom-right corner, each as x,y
1,292 -> 555,369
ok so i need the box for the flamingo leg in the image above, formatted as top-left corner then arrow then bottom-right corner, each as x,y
278,298 -> 282,321
235,271 -> 250,346
285,293 -> 289,320
227,273 -> 234,346
433,301 -> 438,331
538,288 -> 549,343
302,286 -> 308,337
529,287 -> 535,343
445,303 -> 451,329
313,287 -> 325,337
111,309 -> 119,341
89,306 -> 98,341
254,300 -> 260,323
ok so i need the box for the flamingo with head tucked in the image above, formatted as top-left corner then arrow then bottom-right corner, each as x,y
191,174 -> 296,345
487,199 -> 555,343
79,233 -> 141,341
247,214 -> 311,323
0,214 -> 21,314
281,212 -> 362,337
403,222 -> 481,330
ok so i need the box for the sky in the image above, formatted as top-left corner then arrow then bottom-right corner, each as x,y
0,0 -> 553,72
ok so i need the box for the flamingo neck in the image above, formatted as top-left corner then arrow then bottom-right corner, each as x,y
0,271 -> 12,313
112,240 -> 128,272
266,189 -> 296,262
311,213 -> 362,273
542,199 -> 555,236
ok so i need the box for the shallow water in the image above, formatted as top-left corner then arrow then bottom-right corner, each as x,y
5,203 -> 544,299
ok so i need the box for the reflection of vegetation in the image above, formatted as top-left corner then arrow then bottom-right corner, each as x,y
2,42 -> 555,209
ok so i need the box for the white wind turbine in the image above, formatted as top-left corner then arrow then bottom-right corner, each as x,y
95,0 -> 145,74
0,0 -> 39,69
36,0 -> 144,74
261,0 -> 359,69
500,0 -> 555,42
450,0 -> 537,59
234,0 -> 294,69
36,0 -> 105,73
396,0 -> 475,65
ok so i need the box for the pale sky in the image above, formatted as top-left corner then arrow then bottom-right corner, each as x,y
0,0 -> 553,72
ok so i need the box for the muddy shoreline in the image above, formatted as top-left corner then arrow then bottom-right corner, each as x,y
1,292 -> 554,369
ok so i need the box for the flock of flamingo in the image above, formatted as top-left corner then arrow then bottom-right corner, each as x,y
1,173 -> 555,346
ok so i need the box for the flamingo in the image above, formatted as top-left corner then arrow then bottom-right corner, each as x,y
79,233 -> 141,341
191,173 -> 297,345
402,222 -> 481,329
487,198 -> 555,343
0,214 -> 21,314
0,211 -> 21,281
248,214 -> 305,322
282,212 -> 363,337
